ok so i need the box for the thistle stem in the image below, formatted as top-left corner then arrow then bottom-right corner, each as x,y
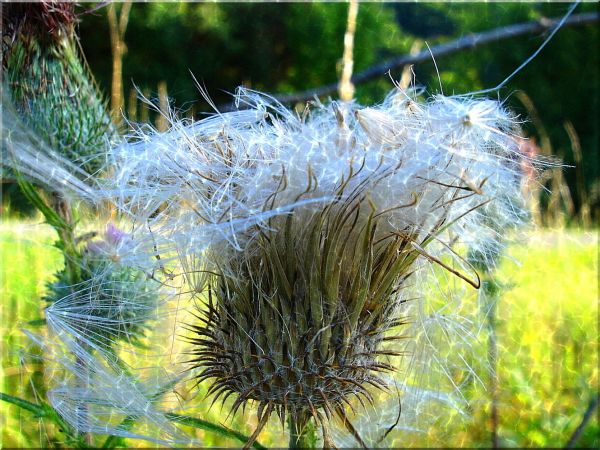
288,414 -> 316,449
51,194 -> 92,446
50,194 -> 80,285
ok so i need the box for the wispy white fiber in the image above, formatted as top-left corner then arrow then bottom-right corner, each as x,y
8,81 -> 533,445
23,330 -> 194,446
104,87 -> 525,281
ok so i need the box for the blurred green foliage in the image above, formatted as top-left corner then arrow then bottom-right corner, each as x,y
79,2 -> 411,106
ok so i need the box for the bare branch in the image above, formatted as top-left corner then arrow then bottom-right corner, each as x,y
118,1 -> 132,37
564,394 -> 599,448
218,11 -> 597,109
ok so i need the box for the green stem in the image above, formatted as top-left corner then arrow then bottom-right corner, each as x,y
49,194 -> 94,446
165,413 -> 267,449
0,392 -> 44,416
288,414 -> 317,449
50,193 -> 81,285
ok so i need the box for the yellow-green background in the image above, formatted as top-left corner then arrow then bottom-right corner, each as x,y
1,221 -> 597,447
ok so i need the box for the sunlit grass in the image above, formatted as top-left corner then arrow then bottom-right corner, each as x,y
0,222 -> 62,447
1,223 -> 597,447
494,230 -> 598,447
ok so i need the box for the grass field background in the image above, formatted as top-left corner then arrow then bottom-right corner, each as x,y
1,221 -> 598,447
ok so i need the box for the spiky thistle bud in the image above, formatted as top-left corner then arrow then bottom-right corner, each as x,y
44,224 -> 160,351
2,1 -> 116,176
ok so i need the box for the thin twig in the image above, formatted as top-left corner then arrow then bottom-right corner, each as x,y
564,394 -> 599,448
77,1 -> 111,18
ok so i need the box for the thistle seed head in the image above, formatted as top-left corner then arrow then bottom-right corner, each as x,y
17,85 -> 528,444
188,189 -> 416,428
160,87 -> 528,435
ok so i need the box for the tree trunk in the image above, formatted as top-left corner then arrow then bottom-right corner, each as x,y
107,1 -> 132,127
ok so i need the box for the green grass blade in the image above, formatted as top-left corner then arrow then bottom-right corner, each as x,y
1,392 -> 89,448
0,392 -> 46,416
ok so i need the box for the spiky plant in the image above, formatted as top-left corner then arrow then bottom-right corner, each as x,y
1,3 -> 150,350
2,1 -> 116,176
189,190 -> 419,447
2,69 -> 529,445
44,224 -> 159,350
95,88 -> 526,447
1,4 -> 164,446
2,1 -> 117,292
